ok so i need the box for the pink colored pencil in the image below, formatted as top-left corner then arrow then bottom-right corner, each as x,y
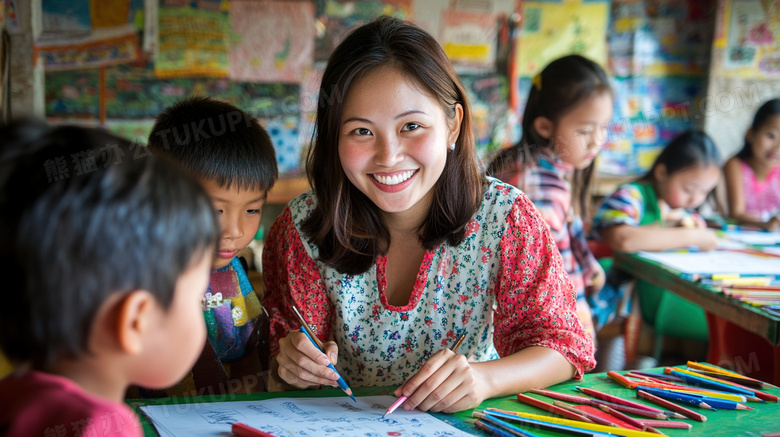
576,386 -> 664,413
637,420 -> 693,430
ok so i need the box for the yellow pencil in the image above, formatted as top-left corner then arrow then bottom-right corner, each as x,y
482,410 -> 667,437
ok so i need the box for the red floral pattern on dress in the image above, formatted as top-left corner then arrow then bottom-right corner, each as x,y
262,178 -> 595,387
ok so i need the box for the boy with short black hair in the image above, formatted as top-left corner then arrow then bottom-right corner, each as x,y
148,96 -> 278,394
0,119 -> 220,436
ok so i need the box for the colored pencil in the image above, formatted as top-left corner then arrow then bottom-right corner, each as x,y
477,411 -> 599,437
636,387 -> 714,409
530,389 -> 682,419
625,371 -> 686,384
637,390 -> 708,422
636,420 -> 692,430
551,401 -> 619,427
666,368 -> 757,396
382,332 -> 467,418
513,395 -> 594,422
686,361 -> 779,389
574,404 -> 640,430
640,386 -> 752,410
576,386 -> 664,413
475,414 -> 542,437
232,423 -> 276,437
475,418 -> 526,437
292,306 -> 355,402
685,369 -> 778,402
596,404 -> 647,430
480,410 -> 667,437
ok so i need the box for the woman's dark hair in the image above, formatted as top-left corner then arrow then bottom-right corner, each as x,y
0,118 -> 220,368
488,55 -> 611,218
642,130 -> 721,182
736,98 -> 780,160
301,16 -> 484,275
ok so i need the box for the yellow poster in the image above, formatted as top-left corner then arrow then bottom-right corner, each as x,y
515,0 -> 609,77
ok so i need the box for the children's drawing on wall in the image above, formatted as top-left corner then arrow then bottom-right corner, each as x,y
719,0 -> 780,77
229,1 -> 316,83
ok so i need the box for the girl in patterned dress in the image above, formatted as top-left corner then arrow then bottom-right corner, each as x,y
262,16 -> 595,413
488,55 -> 613,338
724,98 -> 780,231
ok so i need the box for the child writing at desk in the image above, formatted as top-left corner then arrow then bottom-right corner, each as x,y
0,120 -> 219,436
723,98 -> 780,231
262,16 -> 595,414
488,55 -> 614,338
592,131 -> 721,252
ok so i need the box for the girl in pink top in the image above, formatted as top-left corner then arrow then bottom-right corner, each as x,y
724,98 -> 780,230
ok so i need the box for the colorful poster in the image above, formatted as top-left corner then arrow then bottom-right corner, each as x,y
35,30 -> 140,71
440,9 -> 498,73
609,0 -> 713,77
515,0 -> 609,77
720,0 -> 780,77
154,7 -> 230,78
41,0 -> 92,39
315,0 -> 410,61
228,1 -> 316,83
262,116 -> 303,175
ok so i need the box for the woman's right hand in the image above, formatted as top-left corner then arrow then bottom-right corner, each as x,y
691,228 -> 718,251
275,331 -> 341,389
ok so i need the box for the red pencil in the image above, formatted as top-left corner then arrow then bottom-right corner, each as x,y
576,386 -> 664,413
637,420 -> 693,430
552,402 -> 622,428
530,389 -> 683,419
514,394 -> 594,422
596,403 -> 646,430
637,390 -> 708,422
232,423 -> 276,437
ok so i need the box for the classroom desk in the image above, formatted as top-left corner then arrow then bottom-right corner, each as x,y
129,367 -> 780,436
613,252 -> 780,384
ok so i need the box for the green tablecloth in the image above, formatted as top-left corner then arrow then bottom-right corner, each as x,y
129,367 -> 780,436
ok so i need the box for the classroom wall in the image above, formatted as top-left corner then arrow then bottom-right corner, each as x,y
702,0 -> 780,159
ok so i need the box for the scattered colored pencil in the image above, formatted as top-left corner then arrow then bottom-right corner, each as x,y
636,420 -> 693,430
551,401 -> 619,427
667,368 -> 757,396
479,410 -> 667,437
475,413 -> 542,437
637,389 -> 708,422
596,403 -> 646,430
686,361 -> 778,389
530,388 -> 683,419
637,387 -> 714,409
514,394 -> 593,422
576,386 -> 664,413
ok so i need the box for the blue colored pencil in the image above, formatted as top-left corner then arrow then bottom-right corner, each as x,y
475,414 -> 544,437
636,386 -> 714,409
478,410 -> 609,437
639,386 -> 751,410
292,306 -> 356,402
668,369 -> 756,396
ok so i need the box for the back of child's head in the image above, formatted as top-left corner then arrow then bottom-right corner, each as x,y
148,96 -> 278,191
0,118 -> 220,369
736,98 -> 780,160
645,130 -> 721,181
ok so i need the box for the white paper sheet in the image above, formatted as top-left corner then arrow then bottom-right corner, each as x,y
140,395 -> 467,437
637,251 -> 780,276
723,231 -> 780,246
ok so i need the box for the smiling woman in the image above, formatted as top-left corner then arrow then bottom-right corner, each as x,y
261,16 -> 595,414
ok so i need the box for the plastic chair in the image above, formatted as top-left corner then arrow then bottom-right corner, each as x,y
636,280 -> 708,360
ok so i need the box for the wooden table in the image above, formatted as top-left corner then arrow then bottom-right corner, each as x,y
613,252 -> 780,384
130,367 -> 780,436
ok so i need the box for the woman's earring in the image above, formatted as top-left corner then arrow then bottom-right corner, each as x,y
449,143 -> 456,151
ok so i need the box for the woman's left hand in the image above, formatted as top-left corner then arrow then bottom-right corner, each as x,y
392,348 -> 489,413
